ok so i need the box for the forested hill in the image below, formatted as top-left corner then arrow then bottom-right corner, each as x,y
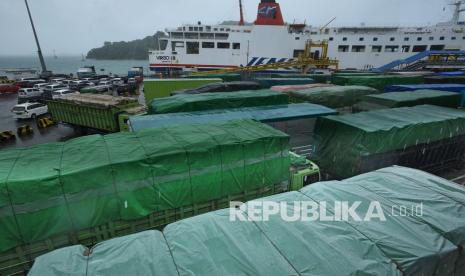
86,32 -> 167,60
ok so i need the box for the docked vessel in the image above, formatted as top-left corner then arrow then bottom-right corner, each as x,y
149,0 -> 465,73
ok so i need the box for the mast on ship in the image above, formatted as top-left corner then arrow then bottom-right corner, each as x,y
450,0 -> 465,24
239,0 -> 245,26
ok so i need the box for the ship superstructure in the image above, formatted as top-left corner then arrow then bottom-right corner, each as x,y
149,0 -> 465,73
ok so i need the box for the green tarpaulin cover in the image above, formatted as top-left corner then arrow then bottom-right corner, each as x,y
0,119 -> 290,253
332,75 -> 424,90
313,105 -> 465,178
288,85 -> 379,108
148,90 -> 289,114
131,103 -> 336,132
30,166 -> 465,276
362,90 -> 461,108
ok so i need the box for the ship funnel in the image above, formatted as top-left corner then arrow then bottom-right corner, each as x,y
255,0 -> 284,26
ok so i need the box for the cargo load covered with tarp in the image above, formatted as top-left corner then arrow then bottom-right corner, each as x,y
425,76 -> 465,84
270,83 -> 334,93
130,103 -> 336,148
148,90 -> 289,114
355,90 -> 461,111
332,75 -> 424,90
0,119 -> 290,263
29,166 -> 465,276
171,81 -> 261,96
385,83 -> 465,93
288,85 -> 379,109
255,78 -> 314,88
313,105 -> 465,178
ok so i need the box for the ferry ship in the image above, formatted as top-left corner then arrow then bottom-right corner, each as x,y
149,0 -> 465,73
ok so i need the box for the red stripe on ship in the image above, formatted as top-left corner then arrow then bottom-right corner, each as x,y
150,63 -> 238,68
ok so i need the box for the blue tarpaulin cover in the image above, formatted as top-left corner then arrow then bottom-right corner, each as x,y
385,84 -> 465,93
130,103 -> 337,132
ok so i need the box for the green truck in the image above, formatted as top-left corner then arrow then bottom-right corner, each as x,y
0,119 -> 319,276
47,94 -> 146,133
143,78 -> 223,103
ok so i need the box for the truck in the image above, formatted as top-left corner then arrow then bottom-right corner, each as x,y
47,94 -> 145,133
0,119 -> 319,276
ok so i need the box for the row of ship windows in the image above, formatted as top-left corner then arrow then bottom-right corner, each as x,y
173,41 -> 241,54
176,26 -> 250,33
325,36 -> 465,42
337,44 -> 446,53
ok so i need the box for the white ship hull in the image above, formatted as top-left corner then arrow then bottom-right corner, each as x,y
149,0 -> 465,73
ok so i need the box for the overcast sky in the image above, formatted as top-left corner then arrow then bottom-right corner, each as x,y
0,0 -> 455,56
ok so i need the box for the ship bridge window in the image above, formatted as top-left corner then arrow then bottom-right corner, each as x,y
185,33 -> 199,39
359,37 -> 364,41
402,45 -> 410,52
171,41 -> 185,51
352,45 -> 366,52
193,27 -> 199,31
189,27 -> 194,31
373,37 -> 378,41
217,42 -> 230,49
202,42 -> 215,48
171,32 -> 184,39
295,37 -> 300,40
199,27 -> 203,32
452,36 -> 457,40
338,45 -> 349,52
186,42 -> 200,54
390,37 -> 395,41
404,37 -> 409,41
371,45 -> 382,52
385,45 -> 399,52
430,45 -> 445,51
412,45 -> 427,52
342,37 -> 347,41
233,43 -> 241,49
200,33 -> 215,39
429,36 -> 434,41
206,26 -> 211,31
220,28 -> 225,31
329,37 -> 334,41
215,33 -> 229,40
311,31 -> 318,35
440,36 -> 445,40
214,28 -> 218,31
417,37 -> 422,41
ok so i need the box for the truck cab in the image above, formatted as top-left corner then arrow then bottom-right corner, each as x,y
289,151 -> 320,191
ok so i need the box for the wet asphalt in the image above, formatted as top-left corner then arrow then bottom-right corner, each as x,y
0,93 -> 78,150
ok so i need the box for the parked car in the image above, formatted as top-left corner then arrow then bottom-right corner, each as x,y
52,89 -> 78,99
0,84 -> 20,94
42,83 -> 68,99
50,78 -> 66,84
33,83 -> 49,92
70,80 -> 95,91
18,88 -> 43,103
23,79 -> 46,87
111,78 -> 124,86
11,102 -> 48,119
98,80 -> 113,87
